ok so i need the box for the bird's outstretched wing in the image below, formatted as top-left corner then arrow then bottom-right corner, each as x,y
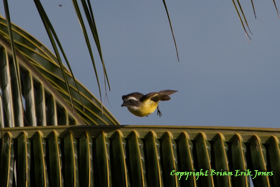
140,90 -> 177,103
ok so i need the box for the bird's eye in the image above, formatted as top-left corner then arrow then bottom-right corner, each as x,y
128,99 -> 135,104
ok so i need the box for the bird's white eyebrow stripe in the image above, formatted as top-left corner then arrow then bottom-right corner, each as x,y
126,97 -> 138,101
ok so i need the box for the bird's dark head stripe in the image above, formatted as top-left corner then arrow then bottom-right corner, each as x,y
122,92 -> 144,101
121,97 -> 141,107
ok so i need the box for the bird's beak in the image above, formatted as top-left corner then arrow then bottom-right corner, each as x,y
121,102 -> 126,107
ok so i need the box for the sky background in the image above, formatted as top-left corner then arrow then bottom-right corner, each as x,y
1,1 -> 280,127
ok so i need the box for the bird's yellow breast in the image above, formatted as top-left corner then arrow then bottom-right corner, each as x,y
127,100 -> 158,117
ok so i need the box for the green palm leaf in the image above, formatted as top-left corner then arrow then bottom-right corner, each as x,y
0,17 -> 119,125
71,0 -> 104,103
1,125 -> 280,186
3,1 -> 24,127
34,0 -> 79,109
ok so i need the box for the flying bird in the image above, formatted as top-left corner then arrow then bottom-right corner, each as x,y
121,90 -> 177,117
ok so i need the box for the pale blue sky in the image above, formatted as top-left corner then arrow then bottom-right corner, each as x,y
1,1 -> 280,127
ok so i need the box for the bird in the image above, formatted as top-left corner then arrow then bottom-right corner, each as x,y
121,90 -> 177,117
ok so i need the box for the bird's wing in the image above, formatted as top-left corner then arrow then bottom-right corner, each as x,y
140,90 -> 177,102
158,90 -> 177,96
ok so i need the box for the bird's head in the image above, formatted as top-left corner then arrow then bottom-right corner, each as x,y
121,95 -> 141,109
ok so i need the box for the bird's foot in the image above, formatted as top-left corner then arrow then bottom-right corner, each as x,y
157,106 -> 162,117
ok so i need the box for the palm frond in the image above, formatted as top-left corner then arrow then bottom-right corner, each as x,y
1,125 -> 280,186
232,0 -> 251,41
0,17 -> 119,125
34,0 -> 75,109
233,0 -> 280,40
3,0 -> 24,127
80,0 -> 111,96
272,0 -> 280,18
72,0 -> 103,104
236,0 -> 253,35
162,0 -> 180,62
3,0 -> 20,86
250,0 -> 257,19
